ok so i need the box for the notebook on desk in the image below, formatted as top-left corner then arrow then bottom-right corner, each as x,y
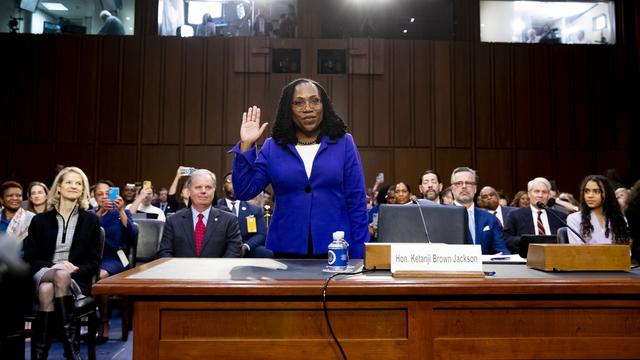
518,235 -> 558,258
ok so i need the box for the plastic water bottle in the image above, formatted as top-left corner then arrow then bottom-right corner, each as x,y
328,231 -> 349,271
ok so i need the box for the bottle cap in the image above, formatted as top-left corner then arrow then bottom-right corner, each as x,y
332,231 -> 345,240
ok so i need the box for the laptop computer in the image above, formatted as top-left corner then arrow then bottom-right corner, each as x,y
377,204 -> 468,244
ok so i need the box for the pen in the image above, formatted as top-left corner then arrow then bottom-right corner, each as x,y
490,257 -> 510,261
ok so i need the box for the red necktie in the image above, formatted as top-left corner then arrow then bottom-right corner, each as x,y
537,210 -> 546,235
195,213 -> 205,256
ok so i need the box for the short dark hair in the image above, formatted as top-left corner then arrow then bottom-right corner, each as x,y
420,170 -> 442,184
95,179 -> 115,188
272,78 -> 347,146
1,181 -> 22,198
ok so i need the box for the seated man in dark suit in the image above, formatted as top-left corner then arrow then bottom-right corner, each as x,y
450,167 -> 510,255
217,172 -> 272,258
158,169 -> 242,258
478,186 -> 515,227
502,177 -> 568,254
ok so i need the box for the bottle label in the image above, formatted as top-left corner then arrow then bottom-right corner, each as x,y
328,248 -> 348,268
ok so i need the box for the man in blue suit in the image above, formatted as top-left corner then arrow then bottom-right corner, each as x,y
218,172 -> 272,258
479,186 -> 515,227
450,167 -> 510,255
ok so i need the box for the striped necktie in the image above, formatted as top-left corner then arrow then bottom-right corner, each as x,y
537,210 -> 546,235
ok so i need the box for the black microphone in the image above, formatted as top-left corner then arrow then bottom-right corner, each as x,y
535,201 -> 586,243
411,199 -> 432,244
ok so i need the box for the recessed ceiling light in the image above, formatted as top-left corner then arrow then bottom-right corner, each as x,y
410,17 -> 415,23
402,29 -> 408,34
41,2 -> 69,11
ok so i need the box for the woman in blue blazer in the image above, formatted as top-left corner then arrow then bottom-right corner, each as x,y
231,78 -> 368,258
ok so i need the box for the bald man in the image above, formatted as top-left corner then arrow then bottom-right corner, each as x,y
478,186 -> 515,227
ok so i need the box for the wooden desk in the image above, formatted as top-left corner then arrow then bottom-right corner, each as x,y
93,258 -> 640,360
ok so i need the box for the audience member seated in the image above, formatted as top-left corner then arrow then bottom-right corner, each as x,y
394,182 -> 412,205
626,180 -> 640,264
615,187 -> 630,214
510,190 -> 530,208
168,166 -> 193,212
503,177 -> 567,254
122,183 -> 137,205
450,167 -> 510,255
27,181 -> 50,214
91,180 -> 138,343
23,167 -> 102,360
440,186 -> 454,205
418,170 -> 443,203
0,181 -> 35,243
557,192 -> 580,213
368,184 -> 391,240
126,186 -> 166,221
152,187 -> 173,214
217,172 -> 272,258
498,191 -> 509,207
386,185 -> 397,204
478,186 -> 514,227
567,175 -> 630,245
158,169 -> 242,258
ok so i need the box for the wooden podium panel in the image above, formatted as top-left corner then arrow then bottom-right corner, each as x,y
94,258 -> 640,360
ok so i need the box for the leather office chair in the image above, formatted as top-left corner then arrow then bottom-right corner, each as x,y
557,227 -> 570,244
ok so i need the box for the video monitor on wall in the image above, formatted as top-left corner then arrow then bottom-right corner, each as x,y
480,1 -> 616,45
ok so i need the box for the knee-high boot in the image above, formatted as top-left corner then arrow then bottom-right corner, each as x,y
31,311 -> 53,360
54,296 -> 83,360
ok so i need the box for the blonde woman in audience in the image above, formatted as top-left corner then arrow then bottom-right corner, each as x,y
27,181 -> 49,214
567,175 -> 629,245
23,167 -> 102,360
510,190 -> 530,208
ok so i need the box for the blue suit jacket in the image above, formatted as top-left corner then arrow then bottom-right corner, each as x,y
500,206 -> 516,224
231,134 -> 369,258
217,199 -> 267,251
470,207 -> 511,255
502,206 -> 567,254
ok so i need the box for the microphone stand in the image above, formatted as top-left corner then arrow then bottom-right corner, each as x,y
412,200 -> 432,244
536,201 -> 586,244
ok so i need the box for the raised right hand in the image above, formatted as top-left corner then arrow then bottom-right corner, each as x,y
240,106 -> 268,151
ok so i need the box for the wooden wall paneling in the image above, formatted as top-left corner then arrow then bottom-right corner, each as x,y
613,46 -> 630,150
33,37 -> 57,143
433,41 -> 452,147
55,37 -> 79,144
530,46 -> 552,148
249,37 -> 271,73
413,41 -> 432,148
391,40 -> 413,147
394,148 -> 431,189
348,38 -> 384,75
55,144 -> 95,182
120,37 -> 142,144
98,37 -> 122,144
590,47 -> 614,149
140,145 -> 181,186
98,145 -> 138,187
141,38 -> 162,144
348,76 -> 370,147
571,46 -> 591,149
13,38 -> 37,144
435,149 -> 472,187
515,150 -> 554,189
76,38 -> 99,143
14,144 -> 52,186
476,150 -> 513,197
183,38 -> 205,145
511,45 -> 532,149
556,150 -> 592,195
372,60 -> 391,147
325,76 -> 350,132
551,46 -> 571,150
183,146 -> 224,182
161,37 -> 183,144
474,44 -> 492,148
226,40 -> 248,144
452,41 -> 472,148
492,43 -> 511,148
204,37 -> 226,145
596,151 -> 630,182
359,149 -> 393,189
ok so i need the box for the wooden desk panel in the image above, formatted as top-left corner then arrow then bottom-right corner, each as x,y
93,259 -> 640,359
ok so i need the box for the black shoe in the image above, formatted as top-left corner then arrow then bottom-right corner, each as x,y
55,296 -> 84,360
31,311 -> 53,360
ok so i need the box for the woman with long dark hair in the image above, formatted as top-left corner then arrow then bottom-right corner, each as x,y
23,167 -> 102,360
566,175 -> 630,245
231,78 -> 368,258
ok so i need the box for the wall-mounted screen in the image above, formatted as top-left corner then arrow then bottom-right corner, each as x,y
480,1 -> 616,44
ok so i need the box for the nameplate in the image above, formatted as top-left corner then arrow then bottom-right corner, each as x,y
390,244 -> 483,274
